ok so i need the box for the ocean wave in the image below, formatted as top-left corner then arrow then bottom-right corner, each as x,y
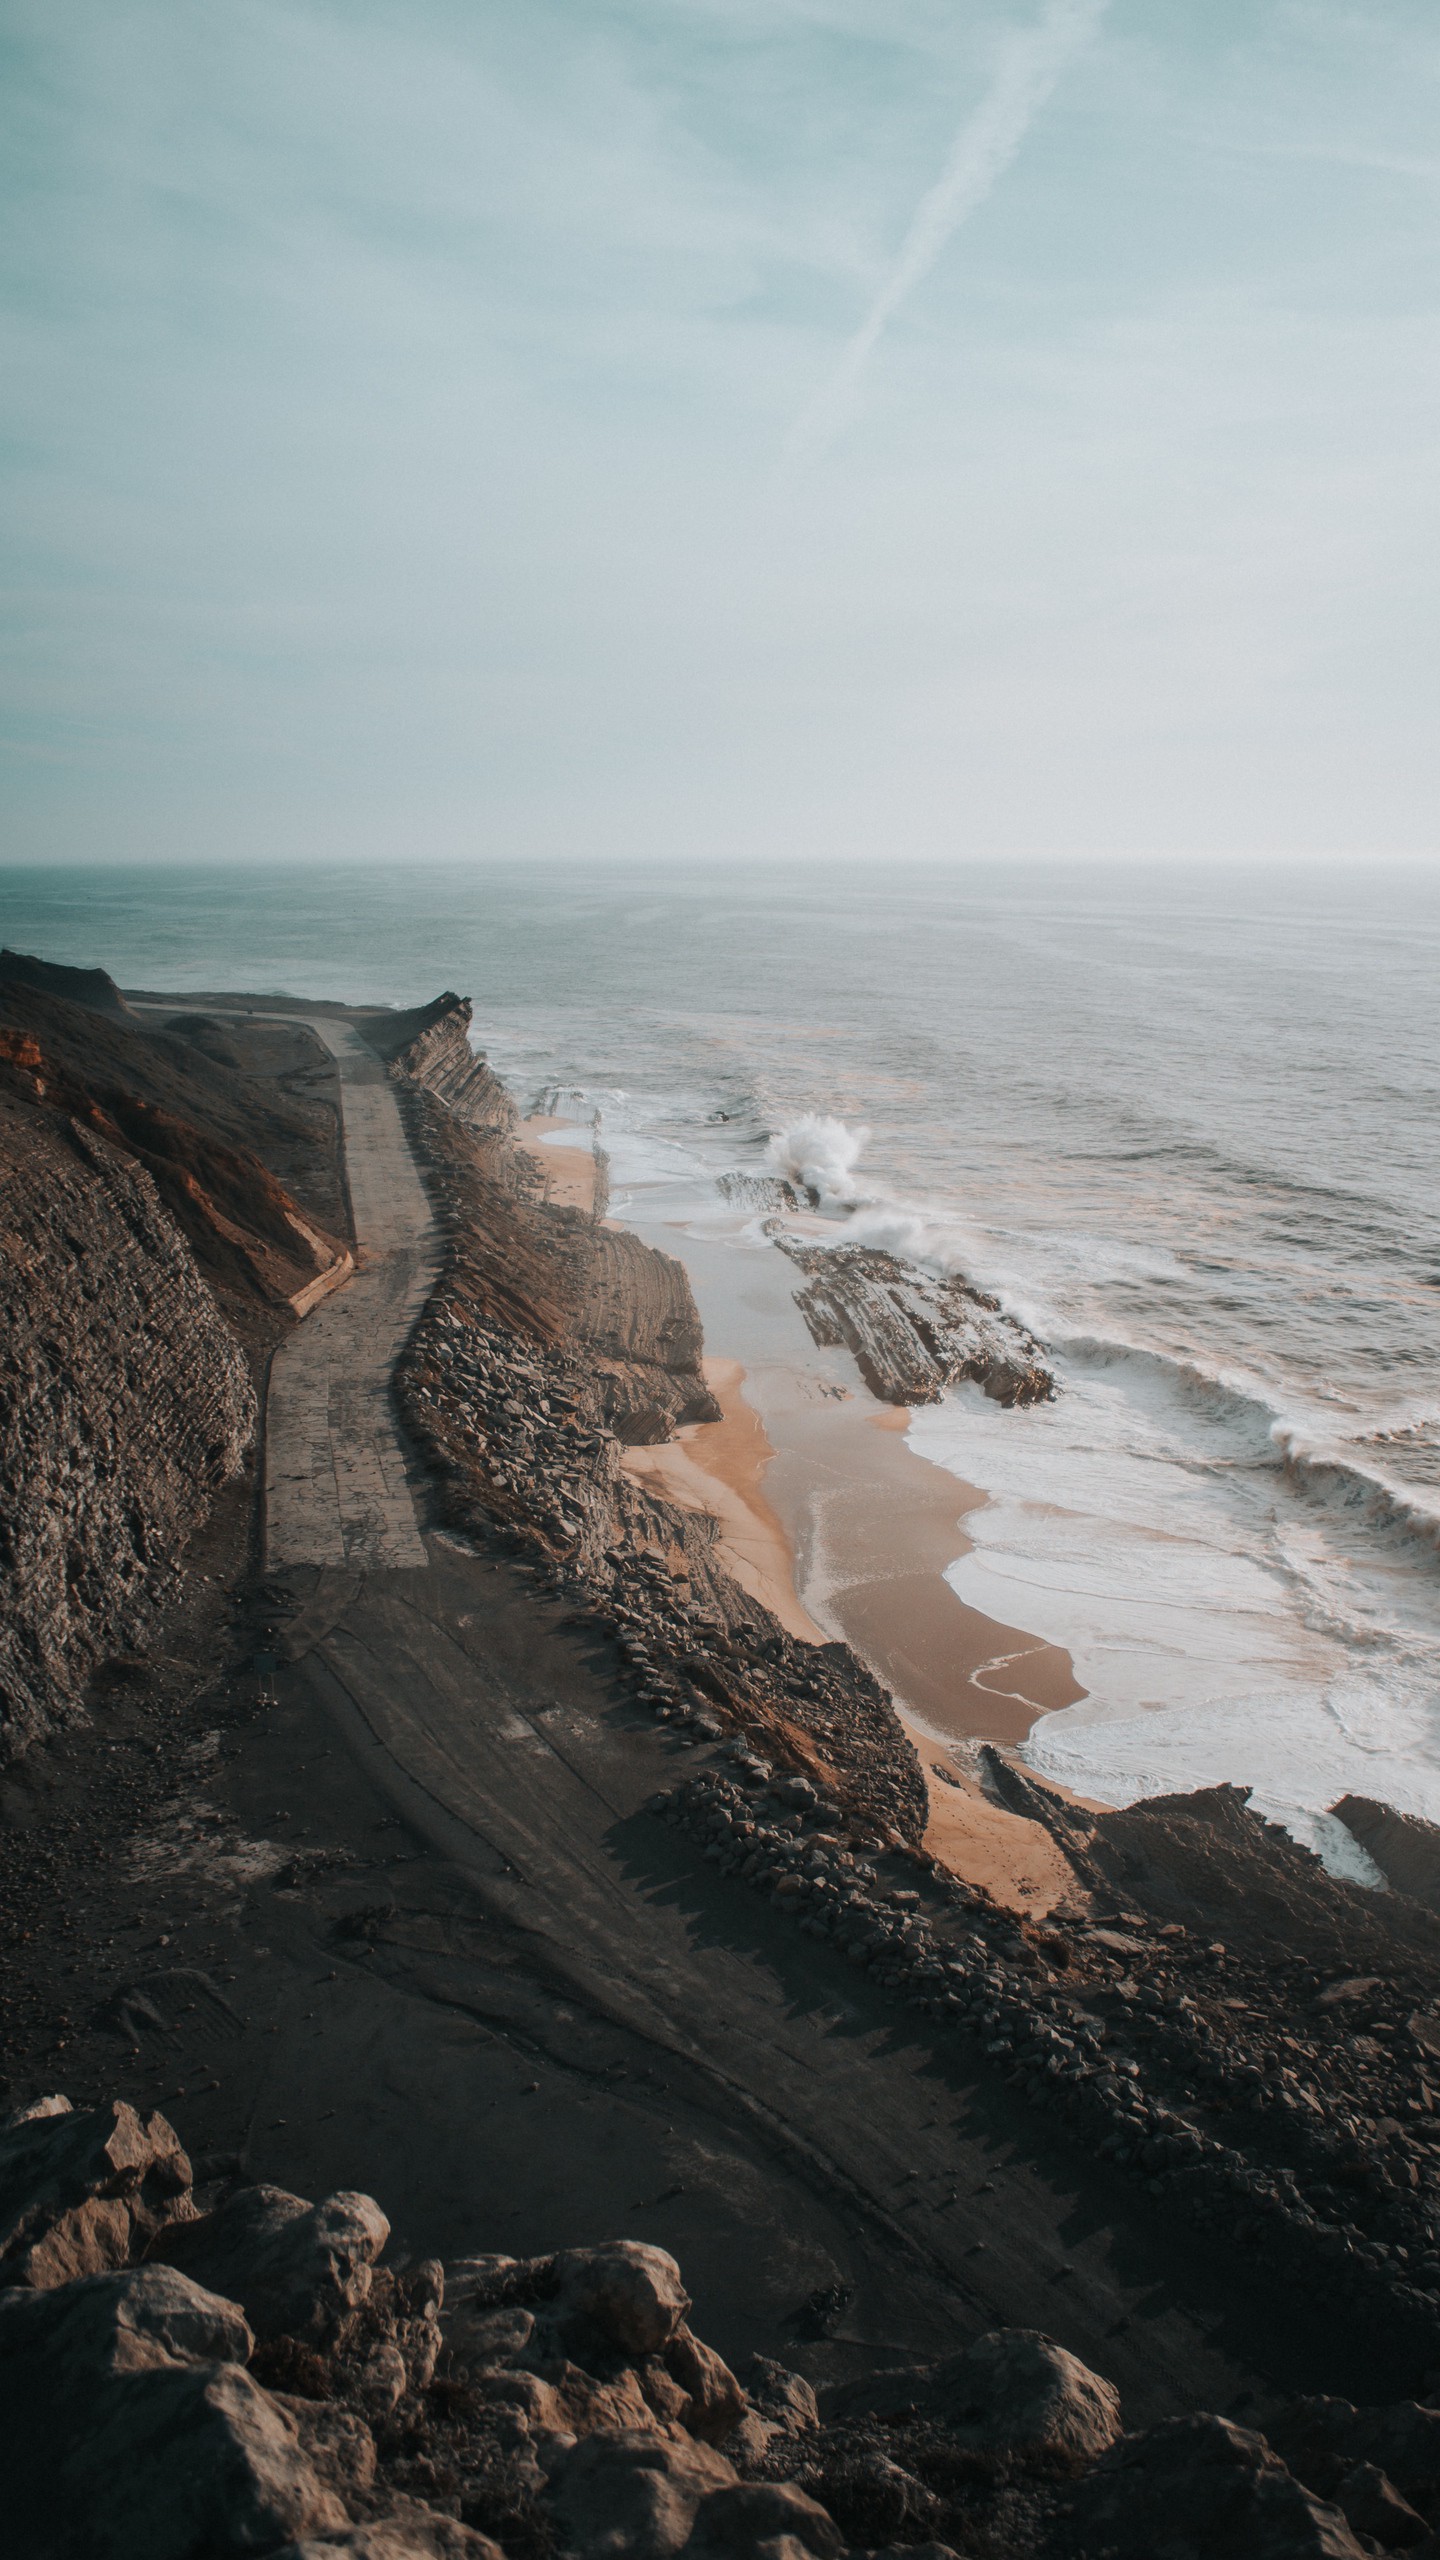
1270,1427 -> 1440,1561
1053,1331 -> 1440,1555
764,1114 -> 872,1207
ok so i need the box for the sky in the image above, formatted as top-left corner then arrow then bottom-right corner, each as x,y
2,0 -> 1438,868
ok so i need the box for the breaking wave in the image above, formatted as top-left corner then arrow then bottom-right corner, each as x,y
764,1114 -> 872,1206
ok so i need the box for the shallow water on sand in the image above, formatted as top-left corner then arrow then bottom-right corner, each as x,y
5,855 -> 1438,1865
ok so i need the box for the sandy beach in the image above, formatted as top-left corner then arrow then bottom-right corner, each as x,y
517,1112 -> 598,1213
606,1215 -> 1084,1735
621,1333 -> 1088,1913
621,1356 -> 825,1644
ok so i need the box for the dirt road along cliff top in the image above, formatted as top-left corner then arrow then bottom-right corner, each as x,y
263,1019 -> 438,1570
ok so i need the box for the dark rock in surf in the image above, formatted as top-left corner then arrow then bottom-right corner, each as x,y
771,1237 -> 1053,1408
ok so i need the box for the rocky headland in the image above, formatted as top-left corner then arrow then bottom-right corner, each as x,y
7,969 -> 1440,2557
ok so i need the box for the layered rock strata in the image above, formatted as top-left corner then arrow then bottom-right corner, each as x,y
0,1096 -> 256,1758
7,2085 -> 1436,2560
378,1004 -> 927,1842
0,969 -> 351,1319
772,1237 -> 1054,1408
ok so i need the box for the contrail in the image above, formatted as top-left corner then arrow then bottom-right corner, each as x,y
786,0 -> 1111,459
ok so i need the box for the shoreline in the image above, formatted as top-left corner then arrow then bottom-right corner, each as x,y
620,1356 -> 826,1646
16,967 -> 1440,2516
590,1200 -> 1086,1742
619,1346 -> 1090,1914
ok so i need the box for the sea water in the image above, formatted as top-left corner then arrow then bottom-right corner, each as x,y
4,856 -> 1438,1864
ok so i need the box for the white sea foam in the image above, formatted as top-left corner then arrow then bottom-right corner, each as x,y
907,1356 -> 1440,1873
765,1114 -> 872,1207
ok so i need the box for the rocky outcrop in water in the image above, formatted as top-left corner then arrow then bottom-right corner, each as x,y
0,1095 -> 256,1759
1332,1796 -> 1440,1915
771,1238 -> 1054,1408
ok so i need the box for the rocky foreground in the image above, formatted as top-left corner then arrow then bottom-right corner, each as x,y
9,2085 -> 1440,2560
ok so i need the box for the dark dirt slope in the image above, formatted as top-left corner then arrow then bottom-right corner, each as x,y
0,980 -> 349,1325
1087,1784 -> 1440,1972
0,947 -> 131,1016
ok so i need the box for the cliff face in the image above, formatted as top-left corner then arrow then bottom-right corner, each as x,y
384,996 -> 926,1840
359,992 -> 517,1136
0,983 -> 350,1323
0,1095 -> 256,1759
380,995 -> 719,1445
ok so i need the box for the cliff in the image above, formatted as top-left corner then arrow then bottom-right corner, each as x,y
380,995 -> 926,1842
0,980 -> 350,1324
0,1092 -> 255,1758
358,992 -> 518,1137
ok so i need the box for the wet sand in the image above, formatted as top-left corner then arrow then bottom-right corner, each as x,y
620,1338 -> 1089,1914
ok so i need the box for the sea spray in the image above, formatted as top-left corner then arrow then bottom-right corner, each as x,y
765,1114 -> 872,1207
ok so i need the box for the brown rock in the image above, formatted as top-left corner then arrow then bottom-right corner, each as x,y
745,2361 -> 819,2438
150,2181 -> 389,2339
686,2482 -> 843,2558
555,2241 -> 692,2359
443,2303 -> 536,2369
271,2393 -> 378,2506
0,2266 -> 346,2558
1071,2413 -> 1368,2558
274,2508 -> 503,2558
546,2425 -> 738,2559
1335,2462 -> 1428,2549
836,2327 -> 1121,2465
664,2324 -> 745,2444
0,2096 -> 194,2290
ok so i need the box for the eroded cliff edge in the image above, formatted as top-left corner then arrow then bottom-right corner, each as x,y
369,995 -> 929,1844
0,958 -> 350,1757
0,1094 -> 255,1757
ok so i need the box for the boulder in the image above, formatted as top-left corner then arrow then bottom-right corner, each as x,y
0,2266 -> 347,2559
1069,2413 -> 1369,2558
1334,2462 -> 1428,2549
545,2425 -> 738,2558
802,2451 -> 932,2546
271,2393 -> 378,2507
725,2413 -> 784,2474
745,2360 -> 819,2437
0,2095 -> 193,2288
835,2327 -> 1121,2466
556,2242 -> 691,2360
0,2261 -> 253,2377
1271,2397 -> 1440,2514
662,2323 -> 746,2445
685,2483 -> 843,2558
150,2181 -> 390,2338
445,2303 -> 537,2369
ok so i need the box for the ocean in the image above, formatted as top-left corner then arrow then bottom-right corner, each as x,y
5,856 -> 1438,1868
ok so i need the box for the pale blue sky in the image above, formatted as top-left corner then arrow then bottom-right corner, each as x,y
3,2 -> 1438,864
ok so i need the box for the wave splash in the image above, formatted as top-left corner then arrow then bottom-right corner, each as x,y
765,1114 -> 872,1207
